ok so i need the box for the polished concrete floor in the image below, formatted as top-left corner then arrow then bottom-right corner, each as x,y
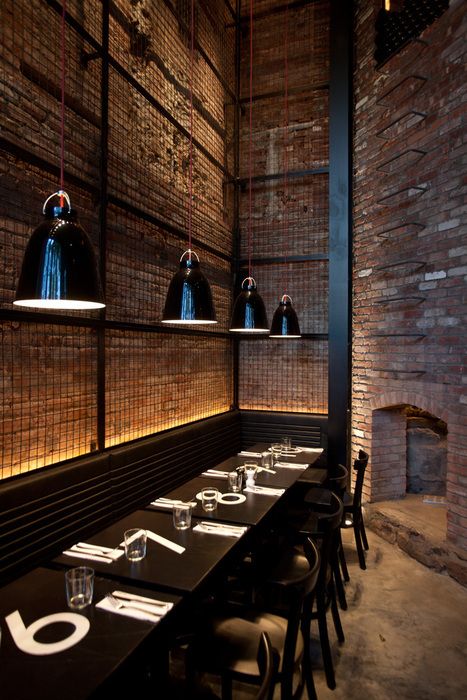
176,529 -> 467,699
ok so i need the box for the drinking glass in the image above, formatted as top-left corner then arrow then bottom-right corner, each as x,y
228,471 -> 242,492
173,503 -> 192,530
245,463 -> 257,487
65,567 -> 94,610
201,487 -> 218,511
261,451 -> 273,470
281,436 -> 292,450
270,443 -> 283,465
124,528 -> 147,561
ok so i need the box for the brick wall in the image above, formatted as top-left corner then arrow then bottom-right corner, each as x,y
352,0 -> 467,548
0,0 -> 235,478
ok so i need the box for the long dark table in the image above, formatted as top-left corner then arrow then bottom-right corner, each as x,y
52,509 -> 246,594
0,567 -> 181,699
244,443 -> 328,485
213,456 -> 307,488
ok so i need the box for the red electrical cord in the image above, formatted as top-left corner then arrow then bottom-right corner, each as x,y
248,0 -> 253,280
188,0 -> 194,260
59,0 -> 67,207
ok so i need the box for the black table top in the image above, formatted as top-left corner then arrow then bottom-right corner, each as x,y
246,442 -> 325,466
52,509 -> 245,594
0,567 -> 180,700
146,475 -> 286,526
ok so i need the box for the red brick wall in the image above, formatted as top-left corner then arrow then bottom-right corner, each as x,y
352,0 -> 467,548
0,0 -> 235,478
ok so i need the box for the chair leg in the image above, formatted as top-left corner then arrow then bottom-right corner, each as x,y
330,585 -> 345,644
301,620 -> 318,700
316,593 -> 336,690
353,520 -> 366,570
360,517 -> 369,551
338,534 -> 350,582
332,557 -> 348,611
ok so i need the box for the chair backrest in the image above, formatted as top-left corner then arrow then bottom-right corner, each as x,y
256,632 -> 278,700
327,464 -> 348,500
352,450 -> 369,508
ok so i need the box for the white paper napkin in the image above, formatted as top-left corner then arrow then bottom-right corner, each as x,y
193,524 -> 245,538
296,446 -> 324,453
96,597 -> 161,623
275,462 -> 308,470
62,550 -> 116,564
201,470 -> 229,478
119,528 -> 185,554
238,451 -> 263,458
244,485 -> 285,497
151,498 -> 196,508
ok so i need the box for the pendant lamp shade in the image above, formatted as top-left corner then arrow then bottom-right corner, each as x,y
14,192 -> 105,310
162,250 -> 217,324
229,277 -> 269,333
269,294 -> 301,338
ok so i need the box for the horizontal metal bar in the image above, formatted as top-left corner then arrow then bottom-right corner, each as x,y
239,254 -> 328,266
233,166 -> 329,187
371,333 -> 426,338
238,333 -> 328,341
239,81 -> 329,105
0,309 -> 232,339
228,0 -> 322,27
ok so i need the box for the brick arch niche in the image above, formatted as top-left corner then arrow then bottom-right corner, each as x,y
368,391 -> 453,539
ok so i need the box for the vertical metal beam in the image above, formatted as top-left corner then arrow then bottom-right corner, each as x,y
97,0 -> 110,452
232,0 -> 242,409
328,0 -> 352,468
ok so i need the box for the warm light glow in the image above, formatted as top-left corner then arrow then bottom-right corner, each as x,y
13,299 -> 105,309
229,328 -> 269,333
269,334 -> 302,339
384,0 -> 391,9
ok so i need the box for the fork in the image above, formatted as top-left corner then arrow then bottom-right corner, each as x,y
105,594 -> 162,622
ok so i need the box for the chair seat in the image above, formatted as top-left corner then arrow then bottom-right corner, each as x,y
343,491 -> 354,508
202,611 -> 304,678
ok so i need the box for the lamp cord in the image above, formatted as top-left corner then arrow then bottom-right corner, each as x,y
188,0 -> 194,260
59,0 -> 67,207
248,0 -> 253,280
283,2 -> 289,295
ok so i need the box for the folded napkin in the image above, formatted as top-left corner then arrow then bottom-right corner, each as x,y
112,590 -> 173,613
151,498 -> 196,508
193,522 -> 247,538
296,446 -> 324,453
96,597 -> 162,623
244,485 -> 285,497
63,543 -> 124,564
238,451 -> 263,458
201,469 -> 229,478
275,462 -> 308,470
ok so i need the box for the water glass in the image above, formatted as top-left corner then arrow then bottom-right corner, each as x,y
65,567 -> 94,610
281,436 -> 292,450
201,487 -> 219,511
245,464 -> 257,487
173,503 -> 192,530
228,470 -> 242,492
124,528 -> 147,561
261,451 -> 273,470
271,443 -> 283,465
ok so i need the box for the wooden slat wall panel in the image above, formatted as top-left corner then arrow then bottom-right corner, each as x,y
0,454 -> 111,584
240,410 -> 327,448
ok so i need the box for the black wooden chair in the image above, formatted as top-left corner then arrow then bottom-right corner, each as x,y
186,538 -> 320,700
342,450 -> 370,570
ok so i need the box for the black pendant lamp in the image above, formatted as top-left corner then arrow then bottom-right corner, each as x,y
229,0 -> 268,334
270,294 -> 301,338
161,0 -> 216,325
14,191 -> 104,310
14,0 -> 104,311
230,276 -> 269,333
162,250 -> 216,324
269,3 -> 301,339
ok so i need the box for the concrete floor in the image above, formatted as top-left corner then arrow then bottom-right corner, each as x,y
177,529 -> 467,699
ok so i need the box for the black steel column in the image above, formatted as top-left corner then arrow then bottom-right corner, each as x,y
328,0 -> 352,468
97,0 -> 109,452
232,0 -> 242,410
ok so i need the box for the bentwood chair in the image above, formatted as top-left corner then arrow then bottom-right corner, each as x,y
342,450 -> 370,570
186,538 -> 320,700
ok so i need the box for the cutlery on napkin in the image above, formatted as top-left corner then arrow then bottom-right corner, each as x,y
119,529 -> 185,555
151,498 -> 197,508
193,521 -> 247,538
63,542 -> 124,563
201,469 -> 229,478
96,597 -> 161,623
244,485 -> 285,497
296,446 -> 324,453
238,451 -> 263,458
275,462 -> 308,470
112,590 -> 173,613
